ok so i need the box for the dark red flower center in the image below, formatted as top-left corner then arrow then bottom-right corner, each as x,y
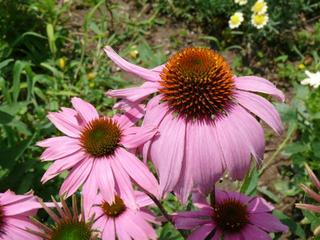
80,118 -> 122,157
159,47 -> 235,120
101,196 -> 126,218
213,198 -> 249,233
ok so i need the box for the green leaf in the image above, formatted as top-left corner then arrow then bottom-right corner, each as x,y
12,60 -> 29,103
240,166 -> 258,196
0,58 -> 14,71
283,143 -> 309,155
273,210 -> 306,239
257,186 -> 279,203
0,110 -> 14,124
46,23 -> 56,55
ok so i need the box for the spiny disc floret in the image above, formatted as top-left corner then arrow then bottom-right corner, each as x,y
80,118 -> 122,157
101,195 -> 126,218
160,47 -> 235,120
213,198 -> 249,233
51,221 -> 92,240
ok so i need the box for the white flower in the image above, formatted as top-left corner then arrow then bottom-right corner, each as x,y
251,0 -> 268,14
251,14 -> 269,29
301,70 -> 320,89
228,12 -> 244,29
234,0 -> 248,5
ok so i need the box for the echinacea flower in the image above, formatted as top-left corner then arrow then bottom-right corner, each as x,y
105,46 -> 284,202
251,14 -> 269,29
27,195 -> 98,240
234,0 -> 247,6
301,70 -> 320,89
0,190 -> 43,240
296,164 -> 320,213
229,12 -> 244,29
86,191 -> 158,240
174,190 -> 288,240
251,0 -> 268,15
37,97 -> 159,209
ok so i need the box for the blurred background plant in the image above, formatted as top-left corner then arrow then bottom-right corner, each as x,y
0,0 -> 320,239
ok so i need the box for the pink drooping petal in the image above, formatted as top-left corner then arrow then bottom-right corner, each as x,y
110,159 -> 137,209
107,81 -> 160,104
247,197 -> 274,213
214,109 -> 251,180
149,112 -> 186,197
151,64 -> 165,73
41,151 -> 86,183
5,217 -> 41,240
3,198 -> 41,216
239,224 -> 272,240
0,190 -> 34,206
236,91 -> 283,134
135,192 -> 153,208
305,164 -> 320,191
116,104 -> 145,129
174,155 -> 193,203
225,190 -> 252,204
103,218 -> 115,240
121,124 -> 158,149
234,76 -> 285,102
186,119 -> 224,194
116,148 -> 159,198
115,216 -> 132,240
59,157 -> 93,197
296,203 -> 320,213
2,223 -> 41,240
95,157 -> 115,204
39,138 -> 82,161
301,184 -> 320,202
82,166 -> 98,217
104,46 -> 160,82
47,112 -> 81,138
131,211 -> 157,239
192,190 -> 210,208
142,96 -> 168,162
175,216 -> 212,230
230,105 -> 265,161
250,213 -> 288,233
187,224 -> 215,240
71,97 -> 99,123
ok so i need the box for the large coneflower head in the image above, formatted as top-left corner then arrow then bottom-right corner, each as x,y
37,97 -> 160,210
105,46 -> 284,202
0,190 -> 43,240
86,191 -> 158,240
296,164 -> 320,213
27,195 -> 98,240
174,190 -> 288,239
160,47 -> 235,120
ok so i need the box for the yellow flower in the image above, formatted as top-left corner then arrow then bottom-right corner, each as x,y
298,63 -> 305,70
228,12 -> 244,29
251,14 -> 269,29
251,0 -> 268,15
87,72 -> 96,81
89,82 -> 95,88
58,58 -> 66,70
234,0 -> 248,5
129,45 -> 139,59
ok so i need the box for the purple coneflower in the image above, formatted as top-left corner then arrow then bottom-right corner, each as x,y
105,46 -> 284,201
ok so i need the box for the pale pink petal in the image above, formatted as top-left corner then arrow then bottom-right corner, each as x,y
48,112 -> 81,138
95,157 -> 115,204
248,197 -> 274,213
0,190 -> 34,205
39,141 -> 81,161
82,164 -> 98,217
305,164 -> 320,191
174,156 -> 193,203
116,148 -> 160,198
135,192 -> 153,207
5,217 -> 41,240
250,213 -> 288,232
107,81 -> 160,103
149,112 -> 186,197
115,217 -> 132,240
296,203 -> 320,213
236,91 -> 283,134
240,224 -> 272,240
126,210 -> 157,240
214,110 -> 251,180
235,76 -> 285,102
230,105 -> 265,161
186,119 -> 224,195
71,97 -> 99,123
187,224 -> 215,240
59,157 -> 94,197
110,159 -> 137,209
121,125 -> 158,149
4,198 -> 41,216
116,104 -> 145,129
104,46 -> 160,82
103,218 -> 116,240
2,224 -> 40,240
41,151 -> 86,183
151,64 -> 165,73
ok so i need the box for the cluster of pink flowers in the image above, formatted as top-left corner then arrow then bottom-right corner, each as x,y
1,46 -> 292,239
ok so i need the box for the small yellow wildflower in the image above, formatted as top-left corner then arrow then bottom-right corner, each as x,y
89,82 -> 95,88
234,0 -> 248,6
87,72 -> 96,81
129,45 -> 139,59
251,0 -> 268,15
298,63 -> 305,70
228,12 -> 244,29
58,58 -> 66,70
251,14 -> 269,29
